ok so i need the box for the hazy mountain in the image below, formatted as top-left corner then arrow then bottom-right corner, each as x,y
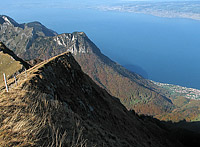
0,51 -> 199,146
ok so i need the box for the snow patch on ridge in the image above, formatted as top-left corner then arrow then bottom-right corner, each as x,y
2,16 -> 12,25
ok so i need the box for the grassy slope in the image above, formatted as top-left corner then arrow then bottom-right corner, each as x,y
0,53 -> 22,82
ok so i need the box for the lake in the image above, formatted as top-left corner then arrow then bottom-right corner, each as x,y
1,5 -> 200,89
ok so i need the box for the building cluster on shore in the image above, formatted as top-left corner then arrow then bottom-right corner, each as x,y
153,81 -> 200,100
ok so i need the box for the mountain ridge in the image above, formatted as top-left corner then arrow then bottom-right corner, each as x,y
0,51 -> 187,147
0,15 -> 20,27
0,15 -> 57,55
1,15 -> 200,122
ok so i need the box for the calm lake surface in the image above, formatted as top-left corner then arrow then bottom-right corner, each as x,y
2,6 -> 200,89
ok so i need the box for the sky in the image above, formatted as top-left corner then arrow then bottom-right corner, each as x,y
2,0 -> 200,4
2,0 -> 200,8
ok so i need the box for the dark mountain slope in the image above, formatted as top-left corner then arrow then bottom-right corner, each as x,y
0,52 -> 186,147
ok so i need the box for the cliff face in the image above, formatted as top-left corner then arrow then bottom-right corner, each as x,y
0,52 -> 183,147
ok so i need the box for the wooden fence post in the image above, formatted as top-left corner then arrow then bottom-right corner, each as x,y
25,69 -> 27,79
3,73 -> 8,92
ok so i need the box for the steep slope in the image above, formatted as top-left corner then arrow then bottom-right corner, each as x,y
0,16 -> 174,117
0,42 -> 31,83
21,32 -> 175,116
0,52 -> 188,147
2,16 -> 199,121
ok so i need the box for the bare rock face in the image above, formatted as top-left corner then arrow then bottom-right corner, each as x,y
0,52 -> 186,147
53,32 -> 90,55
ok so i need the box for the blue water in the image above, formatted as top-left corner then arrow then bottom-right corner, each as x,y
1,5 -> 200,89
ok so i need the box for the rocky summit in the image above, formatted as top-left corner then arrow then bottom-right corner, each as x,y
1,51 -> 199,147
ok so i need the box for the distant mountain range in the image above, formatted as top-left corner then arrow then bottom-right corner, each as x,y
0,15 -> 200,122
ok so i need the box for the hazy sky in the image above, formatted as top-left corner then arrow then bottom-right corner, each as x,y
2,0 -> 200,6
2,0 -> 200,4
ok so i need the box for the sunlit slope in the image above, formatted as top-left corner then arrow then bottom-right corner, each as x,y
0,42 -> 31,84
0,52 -> 22,82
